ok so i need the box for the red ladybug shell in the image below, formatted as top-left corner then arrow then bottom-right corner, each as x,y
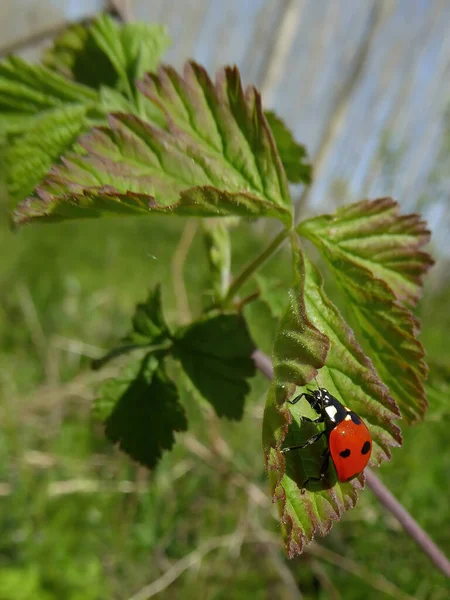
329,416 -> 372,482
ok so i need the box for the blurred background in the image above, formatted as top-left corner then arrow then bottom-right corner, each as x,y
1,1 -> 449,598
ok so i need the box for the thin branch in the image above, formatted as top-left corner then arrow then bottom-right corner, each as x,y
0,2 -> 130,58
0,20 -> 74,58
365,469 -> 450,578
171,220 -> 198,323
223,228 -> 290,307
253,348 -> 450,580
252,349 -> 274,379
236,290 -> 261,312
109,0 -> 135,23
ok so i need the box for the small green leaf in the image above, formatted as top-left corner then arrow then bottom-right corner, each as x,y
6,104 -> 88,203
298,199 -> 432,423
299,198 -> 433,306
119,22 -> 171,81
265,110 -> 312,185
93,354 -> 187,469
14,62 -> 293,227
44,15 -> 170,94
0,56 -> 97,137
202,220 -> 232,303
128,284 -> 171,345
90,16 -> 170,97
92,284 -> 171,369
0,54 -> 98,204
173,313 -> 256,419
264,246 -> 401,557
43,21 -> 118,89
2,19 -> 170,206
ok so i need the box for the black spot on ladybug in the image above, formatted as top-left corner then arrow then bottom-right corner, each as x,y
350,412 -> 361,425
361,441 -> 371,455
339,448 -> 351,458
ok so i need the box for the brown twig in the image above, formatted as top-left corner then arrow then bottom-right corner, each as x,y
364,469 -> 450,578
252,349 -> 450,579
109,0 -> 135,22
0,2 -> 131,58
0,20 -> 75,58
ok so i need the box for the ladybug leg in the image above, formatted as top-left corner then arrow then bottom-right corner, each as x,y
288,392 -> 315,406
281,430 -> 325,453
300,450 -> 330,494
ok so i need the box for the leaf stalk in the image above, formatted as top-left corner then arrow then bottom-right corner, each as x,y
222,228 -> 290,307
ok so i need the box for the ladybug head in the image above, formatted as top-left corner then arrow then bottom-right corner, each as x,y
307,388 -> 333,411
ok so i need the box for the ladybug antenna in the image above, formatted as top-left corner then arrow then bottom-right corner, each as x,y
314,376 -> 320,391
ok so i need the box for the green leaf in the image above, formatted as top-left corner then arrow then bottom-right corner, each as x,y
0,56 -> 97,137
265,110 -> 312,185
44,15 -> 171,94
6,104 -> 88,203
93,354 -> 187,469
120,22 -> 171,81
13,62 -> 293,227
128,284 -> 171,345
140,64 -> 292,211
299,198 -> 433,306
202,220 -> 232,303
298,199 -> 431,423
43,21 -> 118,89
263,245 -> 401,557
92,284 -> 171,369
0,54 -> 98,204
90,16 -> 170,97
173,313 -> 256,419
2,19 -> 169,206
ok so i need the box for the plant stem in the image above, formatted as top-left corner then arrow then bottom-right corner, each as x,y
91,341 -> 171,370
222,228 -> 290,307
364,470 -> 450,578
252,349 -> 450,580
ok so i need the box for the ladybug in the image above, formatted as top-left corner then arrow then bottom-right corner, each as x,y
281,387 -> 372,487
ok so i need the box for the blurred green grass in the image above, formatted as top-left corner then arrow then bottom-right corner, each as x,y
1,190 -> 450,599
